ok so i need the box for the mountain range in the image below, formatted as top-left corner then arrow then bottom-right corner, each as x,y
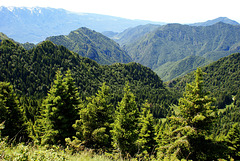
110,17 -> 239,46
119,22 -> 240,81
190,17 -> 239,26
1,6 -> 240,82
0,6 -> 164,43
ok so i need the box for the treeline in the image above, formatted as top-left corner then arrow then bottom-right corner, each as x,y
166,53 -> 240,157
0,39 -> 175,118
0,68 -> 239,160
46,27 -> 132,65
168,52 -> 240,109
0,39 -> 240,160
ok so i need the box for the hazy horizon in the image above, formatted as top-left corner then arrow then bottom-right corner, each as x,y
1,0 -> 239,24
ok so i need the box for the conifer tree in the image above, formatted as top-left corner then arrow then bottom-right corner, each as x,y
226,123 -> 240,160
136,100 -> 156,157
157,68 -> 218,160
178,68 -> 216,135
72,82 -> 113,149
111,82 -> 139,156
19,96 -> 42,141
0,82 -> 25,140
41,70 -> 80,144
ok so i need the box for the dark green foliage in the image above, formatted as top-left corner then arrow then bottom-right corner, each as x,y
212,103 -> 240,138
0,39 -> 175,118
158,68 -> 222,160
155,55 -> 210,81
136,101 -> 156,157
21,42 -> 36,50
19,96 -> 42,141
73,83 -> 113,149
0,82 -> 25,140
111,83 -> 139,156
46,27 -> 132,65
169,53 -> 240,109
157,118 -> 192,160
178,68 -> 216,134
41,70 -> 80,144
226,123 -> 240,160
123,22 -> 240,80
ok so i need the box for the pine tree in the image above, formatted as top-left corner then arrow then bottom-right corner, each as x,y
226,123 -> 240,160
0,82 -> 25,140
136,100 -> 156,158
19,96 -> 42,141
72,82 -> 113,149
157,68 -> 218,160
41,70 -> 80,144
178,68 -> 216,135
111,82 -> 139,157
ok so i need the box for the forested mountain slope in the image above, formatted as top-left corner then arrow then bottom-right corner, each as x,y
154,55 -> 210,81
111,24 -> 160,46
123,22 -> 240,80
168,52 -> 240,108
46,27 -> 132,65
0,39 -> 175,117
0,32 -> 11,41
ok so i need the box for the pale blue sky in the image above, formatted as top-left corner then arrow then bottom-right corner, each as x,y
0,0 -> 239,23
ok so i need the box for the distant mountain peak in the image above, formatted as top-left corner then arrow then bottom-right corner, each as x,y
0,6 -> 44,15
190,17 -> 239,26
0,6 -> 164,43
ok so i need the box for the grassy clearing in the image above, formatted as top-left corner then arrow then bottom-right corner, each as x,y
0,142 -> 113,161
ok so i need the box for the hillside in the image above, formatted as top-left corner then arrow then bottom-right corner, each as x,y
123,22 -> 240,79
0,6 -> 164,43
1,33 -> 239,161
168,52 -> 240,108
46,27 -> 132,65
110,24 -> 161,46
0,39 -> 176,117
0,32 -> 11,41
154,55 -> 210,81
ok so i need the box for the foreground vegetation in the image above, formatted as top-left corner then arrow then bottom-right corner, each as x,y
0,39 -> 240,160
1,68 -> 239,160
0,141 -> 112,161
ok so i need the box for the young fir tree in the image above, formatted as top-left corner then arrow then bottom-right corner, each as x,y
226,123 -> 240,160
111,82 -> 139,157
41,70 -> 80,144
19,96 -> 42,141
158,68 -> 218,160
136,100 -> 156,158
72,82 -> 113,149
0,82 -> 25,140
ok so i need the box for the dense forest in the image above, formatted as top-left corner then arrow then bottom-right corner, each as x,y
168,52 -> 240,108
0,38 -> 240,160
0,39 -> 175,117
121,22 -> 240,80
46,27 -> 132,65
